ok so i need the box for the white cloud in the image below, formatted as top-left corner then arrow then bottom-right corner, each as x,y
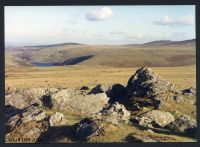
154,15 -> 195,25
86,7 -> 113,21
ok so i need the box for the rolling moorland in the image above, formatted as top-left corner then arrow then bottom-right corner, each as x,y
5,39 -> 197,143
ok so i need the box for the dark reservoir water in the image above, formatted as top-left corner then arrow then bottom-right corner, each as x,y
31,62 -> 55,67
31,55 -> 93,67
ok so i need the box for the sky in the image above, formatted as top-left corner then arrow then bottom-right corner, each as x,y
5,6 -> 195,46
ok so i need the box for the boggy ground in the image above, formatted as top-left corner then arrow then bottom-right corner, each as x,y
5,65 -> 196,143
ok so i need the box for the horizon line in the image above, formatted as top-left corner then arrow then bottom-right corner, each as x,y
5,38 -> 196,48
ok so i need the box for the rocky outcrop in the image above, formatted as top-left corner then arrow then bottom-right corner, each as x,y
5,90 -> 31,109
5,120 -> 47,143
51,89 -> 109,115
21,106 -> 46,123
167,115 -> 196,135
75,118 -> 103,140
5,88 -> 48,109
133,110 -> 174,128
23,88 -> 48,99
5,87 -> 64,109
5,114 -> 22,133
75,102 -> 130,140
30,98 -> 43,107
5,105 -> 46,133
125,67 -> 184,110
107,84 -> 127,102
49,112 -> 66,126
4,66 -> 196,143
126,66 -> 179,98
97,102 -> 130,125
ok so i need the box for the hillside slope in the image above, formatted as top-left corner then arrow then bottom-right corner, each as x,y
5,39 -> 196,68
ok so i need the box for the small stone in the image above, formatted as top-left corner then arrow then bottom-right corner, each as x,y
30,98 -> 43,107
88,84 -> 109,94
182,87 -> 196,96
49,112 -> 66,126
80,86 -> 89,90
137,110 -> 174,128
167,115 -> 196,134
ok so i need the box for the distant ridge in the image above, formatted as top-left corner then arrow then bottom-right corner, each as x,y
166,39 -> 196,46
19,39 -> 196,48
24,42 -> 84,48
143,40 -> 172,45
6,38 -> 195,68
126,39 -> 195,46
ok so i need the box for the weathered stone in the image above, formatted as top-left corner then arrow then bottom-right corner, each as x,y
129,96 -> 155,111
5,91 -> 30,109
51,89 -> 109,115
107,84 -> 127,101
5,105 -> 46,133
5,88 -> 48,109
30,98 -> 43,107
24,88 -> 47,99
23,128 -> 41,137
75,102 -> 130,140
182,87 -> 196,96
5,114 -> 22,133
48,87 -> 60,94
21,106 -> 46,123
6,120 -> 46,143
126,66 -> 179,98
80,86 -> 89,90
75,118 -> 103,140
98,102 -> 130,125
49,112 -> 66,126
88,84 -> 109,94
34,111 -> 46,121
135,110 -> 174,128
167,115 -> 196,135
5,105 -> 23,122
41,94 -> 52,108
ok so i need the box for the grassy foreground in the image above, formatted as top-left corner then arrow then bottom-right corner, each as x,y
5,65 -> 196,142
5,65 -> 196,90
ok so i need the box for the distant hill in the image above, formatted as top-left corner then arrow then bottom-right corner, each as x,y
5,39 -> 196,68
165,39 -> 195,46
143,40 -> 172,46
126,39 -> 195,47
22,39 -> 196,48
24,42 -> 84,49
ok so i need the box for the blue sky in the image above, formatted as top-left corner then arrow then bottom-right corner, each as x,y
5,6 -> 195,46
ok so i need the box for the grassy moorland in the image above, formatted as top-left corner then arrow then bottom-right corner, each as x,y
5,40 -> 195,68
5,39 -> 196,143
5,65 -> 195,90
